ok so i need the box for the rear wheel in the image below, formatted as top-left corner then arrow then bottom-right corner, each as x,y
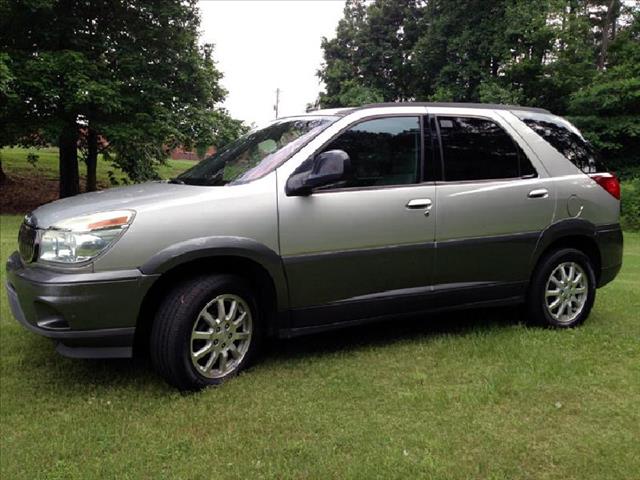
527,248 -> 596,328
150,274 -> 261,390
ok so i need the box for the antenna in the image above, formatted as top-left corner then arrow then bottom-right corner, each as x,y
274,88 -> 280,119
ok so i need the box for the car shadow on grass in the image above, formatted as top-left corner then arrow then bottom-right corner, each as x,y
22,305 -> 525,393
265,305 -> 525,362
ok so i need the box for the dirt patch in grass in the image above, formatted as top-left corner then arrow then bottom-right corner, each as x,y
0,174 -> 109,214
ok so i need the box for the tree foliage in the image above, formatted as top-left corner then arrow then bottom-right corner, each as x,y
317,0 -> 639,171
568,8 -> 640,173
318,0 -> 420,106
0,0 -> 247,196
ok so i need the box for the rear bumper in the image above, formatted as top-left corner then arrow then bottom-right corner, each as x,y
5,251 -> 158,358
595,224 -> 623,288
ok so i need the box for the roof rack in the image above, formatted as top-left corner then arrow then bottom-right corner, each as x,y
353,102 -> 551,114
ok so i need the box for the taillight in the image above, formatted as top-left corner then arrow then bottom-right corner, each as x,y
589,173 -> 620,200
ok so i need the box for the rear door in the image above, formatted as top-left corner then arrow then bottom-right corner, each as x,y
429,107 -> 556,295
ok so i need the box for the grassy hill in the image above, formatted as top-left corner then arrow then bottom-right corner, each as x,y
0,147 -> 193,213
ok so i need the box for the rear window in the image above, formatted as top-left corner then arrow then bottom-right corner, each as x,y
437,116 -> 536,181
514,112 -> 606,174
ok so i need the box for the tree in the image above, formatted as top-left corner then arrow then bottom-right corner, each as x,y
319,0 -> 520,104
597,0 -> 621,69
483,0 -> 555,107
0,52 -> 13,185
0,0 -> 245,197
414,0 -> 517,102
568,7 -> 640,172
318,0 -> 421,107
317,0 -> 369,107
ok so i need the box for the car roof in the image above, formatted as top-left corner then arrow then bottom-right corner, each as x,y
306,102 -> 550,116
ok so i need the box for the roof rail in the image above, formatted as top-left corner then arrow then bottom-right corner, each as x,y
353,102 -> 551,114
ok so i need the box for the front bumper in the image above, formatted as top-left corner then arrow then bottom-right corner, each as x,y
5,251 -> 158,358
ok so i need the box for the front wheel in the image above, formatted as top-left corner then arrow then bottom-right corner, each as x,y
150,274 -> 261,390
526,248 -> 596,328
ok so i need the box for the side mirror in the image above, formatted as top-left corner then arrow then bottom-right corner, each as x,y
285,150 -> 350,196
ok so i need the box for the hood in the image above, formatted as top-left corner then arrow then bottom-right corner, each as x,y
30,181 -> 217,228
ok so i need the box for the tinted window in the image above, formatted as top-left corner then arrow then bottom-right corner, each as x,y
514,112 -> 606,174
438,116 -> 534,181
321,116 -> 421,188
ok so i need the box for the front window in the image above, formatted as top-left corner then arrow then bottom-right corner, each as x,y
319,116 -> 422,189
176,116 -> 338,186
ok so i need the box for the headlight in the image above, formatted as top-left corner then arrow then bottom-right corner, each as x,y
38,210 -> 134,264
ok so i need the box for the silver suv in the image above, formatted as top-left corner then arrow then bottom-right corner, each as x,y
6,103 -> 623,390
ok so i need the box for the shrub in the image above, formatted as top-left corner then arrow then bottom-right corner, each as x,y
621,178 -> 640,231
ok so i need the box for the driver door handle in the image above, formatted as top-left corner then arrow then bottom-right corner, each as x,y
406,198 -> 432,209
406,198 -> 432,216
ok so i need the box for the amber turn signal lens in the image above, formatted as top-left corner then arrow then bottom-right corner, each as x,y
87,216 -> 130,230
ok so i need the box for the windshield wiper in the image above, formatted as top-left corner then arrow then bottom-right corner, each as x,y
195,171 -> 227,186
169,176 -> 227,186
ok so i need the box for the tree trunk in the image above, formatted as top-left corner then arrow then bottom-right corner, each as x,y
598,0 -> 618,70
86,128 -> 98,192
0,157 -> 6,186
58,124 -> 80,198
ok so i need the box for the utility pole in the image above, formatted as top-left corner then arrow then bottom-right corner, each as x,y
274,88 -> 280,119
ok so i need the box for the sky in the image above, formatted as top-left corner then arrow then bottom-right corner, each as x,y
198,0 -> 346,127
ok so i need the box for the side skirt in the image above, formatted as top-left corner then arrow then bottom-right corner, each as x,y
278,282 -> 526,339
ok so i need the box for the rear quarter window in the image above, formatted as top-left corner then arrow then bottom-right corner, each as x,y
514,112 -> 607,174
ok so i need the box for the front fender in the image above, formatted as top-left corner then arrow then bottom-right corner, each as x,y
140,236 -> 289,311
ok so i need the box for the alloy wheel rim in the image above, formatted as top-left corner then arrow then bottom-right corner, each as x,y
190,294 -> 253,379
544,261 -> 588,324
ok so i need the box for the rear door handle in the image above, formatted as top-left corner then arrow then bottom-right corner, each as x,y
528,189 -> 549,199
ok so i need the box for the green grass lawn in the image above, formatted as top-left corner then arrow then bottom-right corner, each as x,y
0,212 -> 638,479
1,147 -> 639,477
1,146 -> 193,184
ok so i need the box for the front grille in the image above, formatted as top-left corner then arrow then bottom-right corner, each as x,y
18,222 -> 37,263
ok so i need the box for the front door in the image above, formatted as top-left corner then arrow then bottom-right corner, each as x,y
277,115 -> 437,327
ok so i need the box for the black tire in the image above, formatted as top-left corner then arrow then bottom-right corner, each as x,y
150,274 -> 261,391
526,248 -> 596,328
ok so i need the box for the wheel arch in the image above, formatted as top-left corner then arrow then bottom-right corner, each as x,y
530,219 -> 602,284
134,237 -> 289,353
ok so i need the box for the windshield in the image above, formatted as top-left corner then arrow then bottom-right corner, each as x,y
176,116 -> 339,186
